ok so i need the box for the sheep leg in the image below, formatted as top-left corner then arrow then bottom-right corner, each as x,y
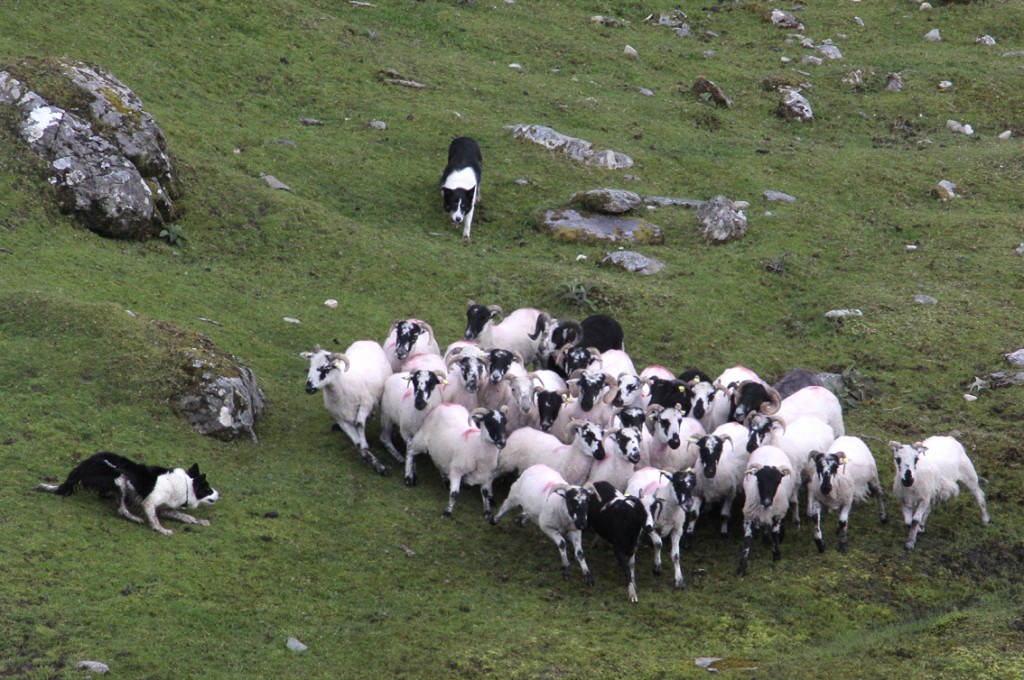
647,531 -> 664,576
515,512 -> 530,528
489,495 -> 518,526
683,498 -> 702,548
337,420 -> 389,476
613,548 -> 639,604
964,479 -> 990,525
837,503 -> 851,554
905,500 -> 928,550
870,481 -> 888,523
720,493 -> 737,538
812,503 -> 826,554
403,448 -> 419,487
669,525 -> 685,590
569,530 -> 595,586
480,482 -> 495,521
737,520 -> 754,577
770,519 -> 783,562
443,474 -> 463,518
378,420 -> 405,463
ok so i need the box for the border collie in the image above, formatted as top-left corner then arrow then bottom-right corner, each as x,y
36,451 -> 220,535
441,136 -> 482,242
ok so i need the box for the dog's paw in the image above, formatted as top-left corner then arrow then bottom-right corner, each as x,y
156,527 -> 173,536
197,519 -> 211,527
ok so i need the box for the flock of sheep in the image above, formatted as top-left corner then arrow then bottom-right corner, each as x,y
301,302 -> 991,601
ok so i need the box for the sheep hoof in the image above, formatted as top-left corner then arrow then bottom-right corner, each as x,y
561,567 -> 571,581
674,581 -> 686,591
404,475 -> 417,487
442,510 -> 453,519
904,541 -> 916,551
815,540 -> 826,554
839,542 -> 849,554
584,573 -> 595,587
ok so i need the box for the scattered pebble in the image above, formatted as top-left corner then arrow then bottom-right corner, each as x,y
368,120 -> 387,130
576,254 -> 587,262
624,45 -> 639,59
259,173 -> 291,191
763,190 -> 796,203
914,294 -> 938,305
324,299 -> 339,309
924,29 -> 941,42
905,244 -> 919,252
300,117 -> 325,126
509,63 -> 523,72
919,2 -> 932,10
825,309 -> 863,319
998,130 -> 1013,140
976,35 -> 996,46
932,179 -> 959,200
287,637 -> 308,653
946,119 -> 974,135
963,394 -> 978,402
1005,349 -> 1024,366
283,317 -> 302,324
76,661 -> 110,674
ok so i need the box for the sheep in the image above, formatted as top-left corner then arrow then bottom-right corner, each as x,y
637,404 -> 699,471
440,344 -> 487,409
301,342 -> 393,475
737,444 -> 797,576
554,369 -> 617,442
586,480 -> 656,603
889,436 -> 990,550
626,467 -> 699,590
554,345 -> 602,378
776,385 -> 845,437
537,314 -> 625,375
529,369 -> 568,433
496,420 -> 605,484
686,421 -> 753,540
600,349 -> 636,379
746,414 -> 837,525
378,369 -> 447,463
479,349 -> 534,431
586,426 -> 642,490
463,301 -> 547,365
383,318 -> 440,372
808,436 -> 888,554
489,464 -> 595,586
404,403 -> 509,519
709,365 -> 766,429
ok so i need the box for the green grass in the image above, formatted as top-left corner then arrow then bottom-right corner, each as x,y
3,0 -> 1024,677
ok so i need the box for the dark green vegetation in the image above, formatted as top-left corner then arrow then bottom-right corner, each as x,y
2,1 -> 1023,678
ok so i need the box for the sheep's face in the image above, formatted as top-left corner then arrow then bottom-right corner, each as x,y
608,427 -> 642,464
745,414 -> 775,452
648,406 -> 684,450
301,349 -> 340,394
390,320 -> 427,361
750,465 -> 789,509
535,390 -> 564,431
558,486 -> 591,531
473,408 -> 508,450
571,371 -> 607,412
612,374 -> 643,407
561,346 -> 597,375
696,435 -> 727,478
670,469 -> 698,511
485,349 -> 516,384
617,406 -> 645,430
410,370 -> 444,411
890,441 -> 923,488
507,374 -> 534,414
464,303 -> 495,341
688,381 -> 716,420
572,421 -> 605,459
454,356 -> 484,393
813,452 -> 845,496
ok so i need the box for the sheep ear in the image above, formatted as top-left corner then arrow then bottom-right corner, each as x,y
300,352 -> 313,359
887,440 -> 903,454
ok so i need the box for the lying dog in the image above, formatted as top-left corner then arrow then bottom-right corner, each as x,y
36,451 -> 220,535
440,136 -> 482,242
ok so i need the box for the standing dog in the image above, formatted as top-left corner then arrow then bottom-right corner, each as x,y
440,136 -> 482,243
36,451 -> 220,535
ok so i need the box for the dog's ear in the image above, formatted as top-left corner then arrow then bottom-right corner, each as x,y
187,463 -> 201,477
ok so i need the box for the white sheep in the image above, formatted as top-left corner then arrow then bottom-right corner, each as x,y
440,343 -> 487,409
626,467 -> 699,590
496,420 -> 604,484
489,464 -> 595,586
686,421 -> 753,540
889,436 -> 990,550
383,318 -> 440,372
776,385 -> 845,437
378,369 -> 447,463
405,403 -> 509,519
479,351 -> 534,431
807,436 -> 888,554
301,341 -> 393,475
637,405 -> 702,471
463,301 -> 547,365
737,444 -> 797,576
586,426 -> 642,490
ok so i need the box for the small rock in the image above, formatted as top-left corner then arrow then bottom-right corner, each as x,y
287,637 -> 308,653
976,35 -> 996,46
1005,349 -> 1024,366
924,29 -> 941,42
76,661 -> 110,674
624,45 -> 639,59
854,16 -> 864,27
801,55 -> 824,66
886,72 -> 904,92
509,63 -> 523,72
998,130 -> 1012,140
571,188 -> 643,214
324,299 -> 339,309
514,178 -> 529,185
260,173 -> 291,191
932,180 -> 958,200
672,25 -> 692,39
643,196 -> 703,208
1015,243 -> 1024,256
368,120 -> 387,130
825,309 -> 863,319
919,2 -> 932,9
946,120 -> 973,135
767,9 -> 804,31
938,80 -> 953,90
905,244 -> 919,252
696,195 -> 747,243
637,87 -> 654,97
602,250 -> 666,275
300,117 -> 325,126
692,76 -> 732,108
913,294 -> 938,305
763,190 -> 796,203
778,88 -> 814,122
963,394 -> 978,402
816,45 -> 843,60
283,317 -> 302,324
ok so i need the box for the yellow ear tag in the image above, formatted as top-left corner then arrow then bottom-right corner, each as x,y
442,379 -> 449,385
332,360 -> 343,368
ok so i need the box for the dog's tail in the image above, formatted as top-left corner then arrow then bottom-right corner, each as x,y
35,481 -> 76,495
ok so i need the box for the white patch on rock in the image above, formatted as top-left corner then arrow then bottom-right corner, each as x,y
24,105 -> 63,143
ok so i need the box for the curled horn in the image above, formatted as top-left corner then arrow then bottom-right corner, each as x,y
769,415 -> 786,433
487,304 -> 504,321
512,351 -> 525,365
528,312 -> 551,341
602,374 -> 620,404
562,319 -> 584,346
718,434 -> 733,449
330,353 -> 350,371
418,320 -> 436,344
587,347 -> 602,361
467,299 -> 477,309
446,353 -> 463,371
469,407 -> 489,426
759,387 -> 782,415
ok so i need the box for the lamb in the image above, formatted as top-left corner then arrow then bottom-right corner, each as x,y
301,342 -> 393,475
383,318 -> 440,372
889,436 -> 990,550
378,369 -> 447,463
808,436 -> 888,554
737,445 -> 797,577
626,467 -> 699,590
586,426 -> 642,490
586,480 -> 656,603
463,301 -> 547,365
489,464 -> 595,586
404,403 -> 509,519
496,420 -> 605,484
686,421 -> 754,540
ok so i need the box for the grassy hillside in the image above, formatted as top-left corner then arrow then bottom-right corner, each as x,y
2,1 -> 1023,678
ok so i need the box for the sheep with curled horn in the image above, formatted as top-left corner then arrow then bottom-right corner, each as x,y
464,300 -> 547,365
729,379 -> 782,424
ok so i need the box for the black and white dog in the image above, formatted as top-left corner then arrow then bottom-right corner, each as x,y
440,136 -> 482,243
36,451 -> 220,535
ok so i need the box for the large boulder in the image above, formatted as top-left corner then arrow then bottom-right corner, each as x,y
0,58 -> 179,238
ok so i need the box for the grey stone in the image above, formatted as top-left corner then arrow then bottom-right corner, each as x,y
886,72 -> 904,92
924,29 -> 941,42
932,180 -> 958,200
816,44 -> 843,60
696,195 -> 748,242
825,309 -> 863,319
692,76 -> 732,108
643,196 -> 703,209
1015,243 -> 1024,255
287,637 -> 309,653
602,250 -> 666,275
987,371 -> 1024,388
914,294 -> 938,305
763,190 -> 796,203
76,661 -> 110,674
778,88 -> 813,122
260,173 -> 292,191
571,188 -> 642,214
507,124 -> 633,169
673,25 -> 693,39
1004,349 -> 1024,367
542,208 -> 663,245
173,344 -> 266,443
